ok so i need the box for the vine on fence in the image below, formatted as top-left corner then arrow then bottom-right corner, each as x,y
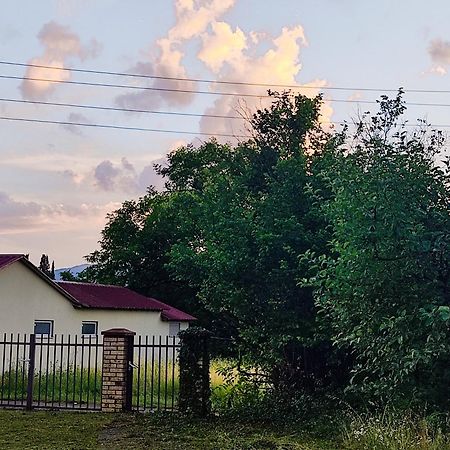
178,327 -> 211,417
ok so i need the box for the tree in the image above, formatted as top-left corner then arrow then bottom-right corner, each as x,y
165,92 -> 345,390
312,91 -> 450,404
87,91 -> 347,394
38,254 -> 53,278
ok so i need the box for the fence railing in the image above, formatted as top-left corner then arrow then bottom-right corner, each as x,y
132,335 -> 180,412
0,333 -> 103,410
0,330 -> 202,414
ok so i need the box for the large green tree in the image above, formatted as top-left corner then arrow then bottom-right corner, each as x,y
88,92 -> 344,391
312,92 -> 450,404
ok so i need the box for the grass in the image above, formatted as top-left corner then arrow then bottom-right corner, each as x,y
0,408 -> 449,449
341,410 -> 450,450
0,410 -> 336,450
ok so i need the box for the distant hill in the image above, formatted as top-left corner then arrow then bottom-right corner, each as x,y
54,264 -> 90,281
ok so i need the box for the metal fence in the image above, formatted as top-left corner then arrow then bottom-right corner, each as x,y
132,335 -> 180,412
0,333 -> 102,410
0,333 -> 182,412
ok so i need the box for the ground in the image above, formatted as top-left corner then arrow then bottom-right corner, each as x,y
0,410 -> 336,450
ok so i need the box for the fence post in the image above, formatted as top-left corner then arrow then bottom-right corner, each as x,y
26,334 -> 36,411
178,327 -> 211,417
101,328 -> 135,412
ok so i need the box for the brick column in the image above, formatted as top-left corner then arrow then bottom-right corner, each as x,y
101,328 -> 135,412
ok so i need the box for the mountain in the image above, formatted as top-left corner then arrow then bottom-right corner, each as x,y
54,264 -> 90,281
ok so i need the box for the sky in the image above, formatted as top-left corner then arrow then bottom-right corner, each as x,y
1,0 -> 450,267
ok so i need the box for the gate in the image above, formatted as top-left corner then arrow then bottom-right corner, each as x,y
132,336 -> 180,412
0,333 -> 102,410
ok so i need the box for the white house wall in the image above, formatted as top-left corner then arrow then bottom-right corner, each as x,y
0,261 -> 188,338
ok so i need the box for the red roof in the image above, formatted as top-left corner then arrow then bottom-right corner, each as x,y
57,282 -> 196,321
0,254 -> 24,271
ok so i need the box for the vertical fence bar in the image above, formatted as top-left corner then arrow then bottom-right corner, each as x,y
1,333 -> 6,403
171,336 -> 176,410
93,335 -> 99,410
44,335 -> 50,405
164,336 -> 169,409
51,335 -> 57,407
157,336 -> 162,410
79,336 -> 85,407
72,335 -> 78,408
26,334 -> 36,411
136,336 -> 141,411
7,333 -> 13,401
14,333 -> 20,404
59,335 -> 64,407
143,336 -> 148,411
65,335 -> 71,408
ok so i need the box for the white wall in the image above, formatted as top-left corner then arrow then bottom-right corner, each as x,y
0,261 -> 187,338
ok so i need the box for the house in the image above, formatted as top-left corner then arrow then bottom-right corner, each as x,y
0,254 -> 195,337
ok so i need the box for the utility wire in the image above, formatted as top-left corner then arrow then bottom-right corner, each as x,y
3,114 -> 450,139
1,59 -> 449,94
3,97 -> 450,129
0,97 -> 243,120
3,74 -> 450,109
0,115 -> 251,138
0,74 -> 271,98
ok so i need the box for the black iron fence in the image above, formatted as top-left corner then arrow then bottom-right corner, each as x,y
0,332 -> 185,413
0,333 -> 102,410
132,335 -> 180,412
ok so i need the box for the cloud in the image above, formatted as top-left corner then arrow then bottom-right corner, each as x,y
0,191 -> 117,234
115,0 -> 235,109
197,25 -> 331,138
198,22 -> 247,72
61,112 -> 92,135
429,39 -> 450,66
20,21 -> 101,100
93,158 -> 164,193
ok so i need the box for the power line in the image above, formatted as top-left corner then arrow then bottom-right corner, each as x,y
0,97 -> 243,120
0,74 -> 271,99
3,74 -> 450,109
0,115 -> 251,138
1,59 -> 449,94
4,97 -> 450,130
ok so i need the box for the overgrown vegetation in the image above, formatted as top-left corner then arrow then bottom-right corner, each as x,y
83,90 -> 449,419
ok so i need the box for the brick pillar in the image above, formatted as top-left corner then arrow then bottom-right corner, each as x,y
101,328 -> 135,412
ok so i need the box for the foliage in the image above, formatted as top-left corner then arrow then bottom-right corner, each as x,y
59,270 -> 78,281
165,92 -> 346,391
310,91 -> 450,403
178,327 -> 212,417
38,254 -> 55,279
87,91 -> 346,393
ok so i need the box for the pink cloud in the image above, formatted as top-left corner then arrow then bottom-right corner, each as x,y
20,21 -> 101,100
115,0 -> 235,109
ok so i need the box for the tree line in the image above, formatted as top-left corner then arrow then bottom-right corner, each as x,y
79,90 -> 450,410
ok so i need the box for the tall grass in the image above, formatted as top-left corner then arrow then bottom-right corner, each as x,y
132,362 -> 179,409
342,410 -> 450,450
0,367 -> 102,405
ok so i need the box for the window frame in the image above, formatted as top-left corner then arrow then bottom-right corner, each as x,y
81,321 -> 98,336
34,320 -> 54,337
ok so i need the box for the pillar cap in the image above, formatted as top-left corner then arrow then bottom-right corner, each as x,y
101,328 -> 136,336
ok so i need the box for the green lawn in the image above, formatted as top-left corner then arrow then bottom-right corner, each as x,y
0,410 -> 336,450
1,409 -> 449,449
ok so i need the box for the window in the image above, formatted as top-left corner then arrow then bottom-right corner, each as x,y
169,322 -> 181,337
81,321 -> 98,335
34,320 -> 53,336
